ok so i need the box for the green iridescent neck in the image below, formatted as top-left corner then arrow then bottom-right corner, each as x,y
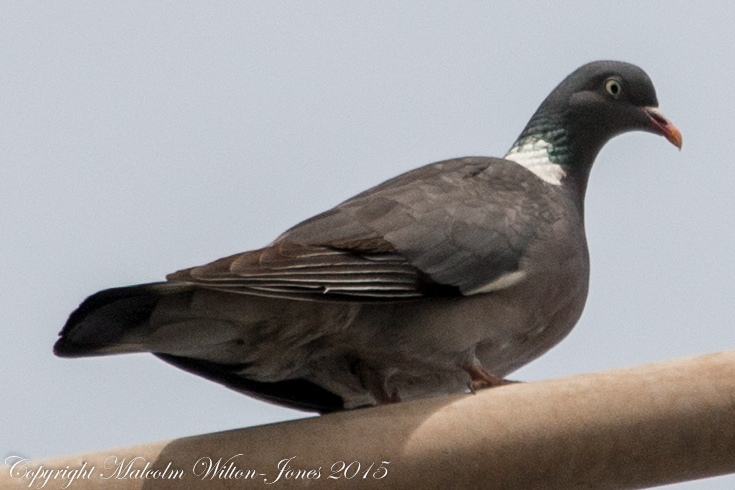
510,113 -> 573,166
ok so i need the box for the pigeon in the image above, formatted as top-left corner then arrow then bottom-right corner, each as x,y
55,61 -> 682,413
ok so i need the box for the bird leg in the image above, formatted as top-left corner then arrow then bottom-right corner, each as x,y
354,362 -> 401,405
464,364 -> 518,392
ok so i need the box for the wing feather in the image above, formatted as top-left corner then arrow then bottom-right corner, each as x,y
166,157 -> 552,300
167,243 -> 447,300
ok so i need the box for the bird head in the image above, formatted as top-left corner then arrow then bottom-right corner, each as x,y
510,60 -> 682,198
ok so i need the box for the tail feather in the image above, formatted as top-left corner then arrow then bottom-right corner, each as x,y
54,281 -> 349,412
54,282 -> 192,357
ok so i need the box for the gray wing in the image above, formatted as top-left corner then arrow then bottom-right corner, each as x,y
167,242 -> 449,300
169,157 -> 553,299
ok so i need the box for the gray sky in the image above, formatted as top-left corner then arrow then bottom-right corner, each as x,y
2,2 -> 733,488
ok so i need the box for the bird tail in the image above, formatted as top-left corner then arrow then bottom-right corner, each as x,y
54,282 -> 194,358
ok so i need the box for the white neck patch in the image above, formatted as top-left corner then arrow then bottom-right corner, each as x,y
504,138 -> 566,186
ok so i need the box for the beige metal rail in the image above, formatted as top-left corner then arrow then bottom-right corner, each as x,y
4,350 -> 735,489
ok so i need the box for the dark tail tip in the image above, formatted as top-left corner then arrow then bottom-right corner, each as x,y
54,282 -> 178,358
53,335 -> 94,358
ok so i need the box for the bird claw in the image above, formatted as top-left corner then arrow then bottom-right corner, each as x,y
464,364 -> 520,392
467,381 -> 477,394
356,363 -> 401,405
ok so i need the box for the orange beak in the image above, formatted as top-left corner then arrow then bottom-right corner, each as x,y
644,107 -> 683,149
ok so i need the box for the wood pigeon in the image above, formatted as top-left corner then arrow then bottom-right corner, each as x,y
54,61 -> 682,413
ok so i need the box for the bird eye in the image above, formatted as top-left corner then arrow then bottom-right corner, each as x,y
605,78 -> 622,97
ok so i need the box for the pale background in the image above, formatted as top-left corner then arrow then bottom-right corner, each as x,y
2,2 -> 733,488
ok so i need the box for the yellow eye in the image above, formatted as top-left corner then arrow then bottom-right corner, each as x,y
605,78 -> 622,97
